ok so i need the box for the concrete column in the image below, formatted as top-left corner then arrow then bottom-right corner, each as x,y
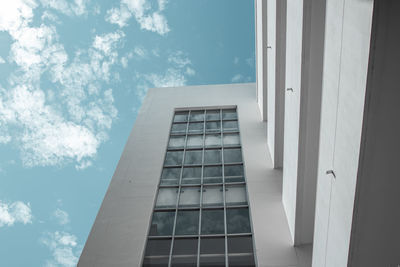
256,0 -> 268,120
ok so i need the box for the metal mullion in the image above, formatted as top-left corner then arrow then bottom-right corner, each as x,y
168,112 -> 190,267
197,111 -> 206,267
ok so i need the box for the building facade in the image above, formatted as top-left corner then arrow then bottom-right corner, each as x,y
79,0 -> 400,266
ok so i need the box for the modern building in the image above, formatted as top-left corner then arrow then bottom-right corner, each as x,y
78,1 -> 400,266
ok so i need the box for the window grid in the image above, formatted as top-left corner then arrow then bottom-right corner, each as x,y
143,108 -> 256,267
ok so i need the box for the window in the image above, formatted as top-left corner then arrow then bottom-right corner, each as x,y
143,108 -> 256,267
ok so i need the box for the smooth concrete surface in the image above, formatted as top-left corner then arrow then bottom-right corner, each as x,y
282,0 -> 324,246
256,0 -> 268,121
348,1 -> 400,266
312,0 -> 374,266
78,83 -> 311,267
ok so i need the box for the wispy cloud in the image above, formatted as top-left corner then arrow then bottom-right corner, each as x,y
0,1 -> 120,169
106,0 -> 170,35
168,51 -> 191,68
41,231 -> 80,267
52,208 -> 70,225
0,56 -> 5,64
40,0 -> 89,17
233,56 -> 239,65
0,200 -> 32,227
231,74 -> 244,82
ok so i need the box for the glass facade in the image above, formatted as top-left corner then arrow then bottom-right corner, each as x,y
143,108 -> 256,267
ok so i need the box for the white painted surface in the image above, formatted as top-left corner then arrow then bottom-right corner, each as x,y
348,1 -> 400,266
256,0 -> 267,120
78,83 -> 311,267
312,0 -> 374,266
282,0 -> 303,244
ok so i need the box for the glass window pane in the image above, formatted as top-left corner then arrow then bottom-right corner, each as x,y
228,254 -> 255,267
228,236 -> 253,254
202,186 -> 223,207
145,239 -> 172,256
173,238 -> 198,255
169,136 -> 185,148
184,150 -> 202,165
143,256 -> 169,267
175,210 -> 199,235
201,209 -> 224,234
204,149 -> 221,164
226,208 -> 251,234
224,165 -> 244,177
164,151 -> 183,166
174,111 -> 188,122
226,185 -> 247,206
188,122 -> 204,133
206,110 -> 220,121
171,123 -> 187,134
203,166 -> 222,184
182,167 -> 201,185
156,188 -> 178,208
187,135 -> 203,148
179,187 -> 200,208
160,167 -> 181,185
200,256 -> 225,267
205,121 -> 220,133
223,148 -> 242,163
222,109 -> 237,120
223,121 -> 238,132
223,133 -> 240,146
149,211 -> 175,236
225,176 -> 245,183
171,256 -> 197,267
205,134 -> 221,147
190,110 -> 204,122
200,237 -> 225,254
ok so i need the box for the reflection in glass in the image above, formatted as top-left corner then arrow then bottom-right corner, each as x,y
228,254 -> 256,267
204,149 -> 221,164
169,136 -> 185,148
201,209 -> 224,234
223,148 -> 242,163
145,239 -> 171,256
223,133 -> 240,146
179,187 -> 200,207
164,151 -> 183,166
206,110 -> 220,121
184,150 -> 202,165
156,188 -> 178,208
203,166 -> 222,184
205,134 -> 221,147
226,208 -> 251,234
205,121 -> 220,133
174,111 -> 188,122
160,167 -> 181,185
187,135 -> 203,148
175,210 -> 199,235
171,123 -> 187,134
149,211 -> 175,236
224,165 -> 244,177
190,111 -> 204,122
225,185 -> 247,206
182,167 -> 201,185
222,109 -> 237,120
223,121 -> 238,132
202,186 -> 223,207
188,122 -> 204,133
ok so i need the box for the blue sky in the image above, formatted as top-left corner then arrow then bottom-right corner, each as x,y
0,0 -> 254,266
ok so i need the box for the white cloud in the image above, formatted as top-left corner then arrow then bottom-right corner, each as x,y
145,68 -> 186,88
41,231 -> 80,267
52,208 -> 69,225
0,3 -> 120,168
246,56 -> 254,68
106,0 -> 170,35
40,0 -> 88,16
168,51 -> 191,68
120,57 -> 128,68
0,200 -> 32,227
185,67 -> 195,76
0,56 -> 5,64
233,57 -> 239,65
134,46 -> 147,58
231,74 -> 244,83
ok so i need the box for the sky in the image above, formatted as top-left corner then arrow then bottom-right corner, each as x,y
0,0 -> 255,266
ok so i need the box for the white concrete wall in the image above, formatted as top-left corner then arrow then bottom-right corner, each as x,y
312,0 -> 374,266
348,1 -> 400,266
256,0 -> 267,120
78,83 -> 311,267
